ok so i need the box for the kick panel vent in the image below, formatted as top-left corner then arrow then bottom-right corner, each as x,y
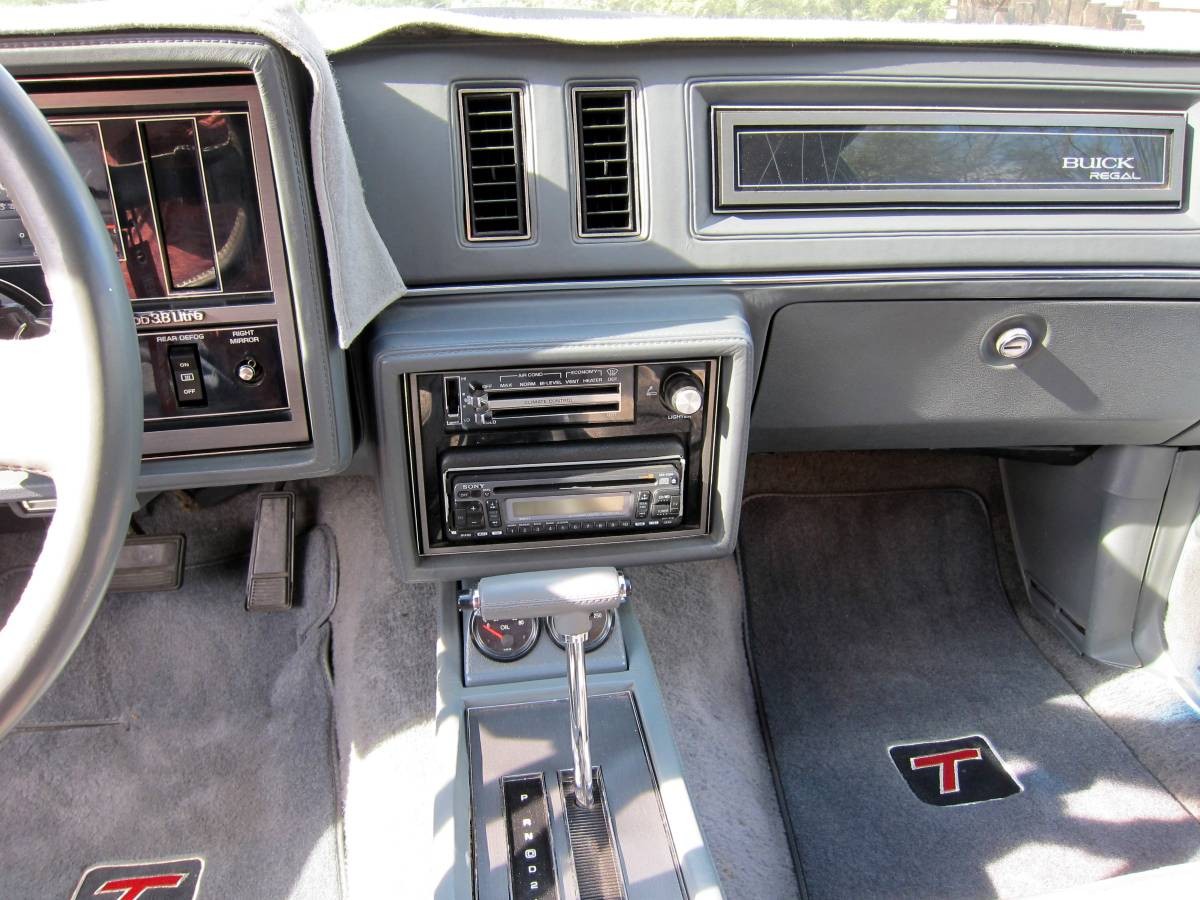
458,88 -> 529,241
573,87 -> 638,236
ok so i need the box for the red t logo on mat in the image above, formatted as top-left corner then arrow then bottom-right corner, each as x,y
72,858 -> 202,900
890,736 -> 1021,807
910,747 -> 983,794
94,874 -> 186,900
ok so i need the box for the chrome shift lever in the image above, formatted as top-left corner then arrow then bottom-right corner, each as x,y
459,567 -> 630,809
557,612 -> 596,807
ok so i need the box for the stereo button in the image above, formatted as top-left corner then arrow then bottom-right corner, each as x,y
662,372 -> 704,416
454,501 -> 485,530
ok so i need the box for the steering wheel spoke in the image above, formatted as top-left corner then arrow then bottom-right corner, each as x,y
0,62 -> 141,740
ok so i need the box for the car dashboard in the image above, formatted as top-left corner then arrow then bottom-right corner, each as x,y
6,15 -> 1200,900
3,25 -> 1200,576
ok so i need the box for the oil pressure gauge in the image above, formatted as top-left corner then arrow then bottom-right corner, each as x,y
469,611 -> 540,662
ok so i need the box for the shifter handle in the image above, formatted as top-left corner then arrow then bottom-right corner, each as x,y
459,567 -> 630,621
461,566 -> 629,811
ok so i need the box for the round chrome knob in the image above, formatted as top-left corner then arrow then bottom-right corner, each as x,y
662,372 -> 703,416
236,358 -> 261,383
995,327 -> 1035,360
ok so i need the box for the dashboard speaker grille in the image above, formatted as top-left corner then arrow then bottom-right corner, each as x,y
458,88 -> 529,241
573,87 -> 638,236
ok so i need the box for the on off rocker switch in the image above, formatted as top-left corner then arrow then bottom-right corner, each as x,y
167,344 -> 206,406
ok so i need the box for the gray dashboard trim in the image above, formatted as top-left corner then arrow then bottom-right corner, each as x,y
0,35 -> 352,501
370,291 -> 754,582
385,271 -> 1200,458
333,42 -> 1200,287
686,75 -> 1200,240
710,106 -> 1186,210
400,266 -> 1200,297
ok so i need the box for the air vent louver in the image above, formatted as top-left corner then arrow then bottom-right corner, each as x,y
573,88 -> 638,236
459,89 -> 529,241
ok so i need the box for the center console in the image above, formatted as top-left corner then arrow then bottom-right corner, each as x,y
370,290 -> 755,581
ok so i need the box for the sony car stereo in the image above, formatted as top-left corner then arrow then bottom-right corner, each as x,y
444,442 -> 684,543
406,361 -> 716,554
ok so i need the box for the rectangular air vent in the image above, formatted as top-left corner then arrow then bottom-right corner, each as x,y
458,88 -> 530,241
572,87 -> 638,236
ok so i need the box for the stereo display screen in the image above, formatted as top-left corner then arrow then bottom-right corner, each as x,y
509,494 -> 628,520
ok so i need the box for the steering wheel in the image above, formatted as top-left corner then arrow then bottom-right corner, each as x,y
0,65 -> 141,738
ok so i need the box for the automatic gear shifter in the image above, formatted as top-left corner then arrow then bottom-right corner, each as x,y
459,567 -> 630,808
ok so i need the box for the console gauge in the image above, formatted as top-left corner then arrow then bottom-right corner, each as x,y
547,610 -> 615,653
470,611 -> 540,662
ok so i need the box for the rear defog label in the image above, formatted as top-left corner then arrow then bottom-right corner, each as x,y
889,735 -> 1021,807
71,857 -> 203,900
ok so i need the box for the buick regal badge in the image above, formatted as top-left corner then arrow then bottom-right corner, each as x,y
1062,156 -> 1142,181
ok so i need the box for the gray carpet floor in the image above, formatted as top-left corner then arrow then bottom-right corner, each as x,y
312,476 -> 439,899
741,489 -> 1200,900
1015,600 -> 1200,823
631,559 -> 801,900
0,524 -> 342,900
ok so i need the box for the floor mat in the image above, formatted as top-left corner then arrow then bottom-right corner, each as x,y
741,490 -> 1200,900
0,528 -> 342,900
